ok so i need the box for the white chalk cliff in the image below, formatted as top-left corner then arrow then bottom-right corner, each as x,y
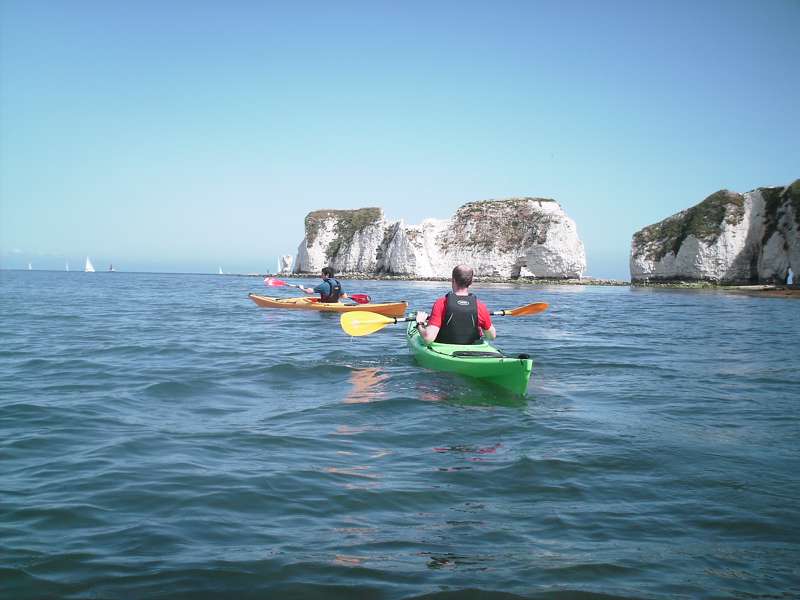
630,179 -> 800,283
294,199 -> 586,278
278,255 -> 293,274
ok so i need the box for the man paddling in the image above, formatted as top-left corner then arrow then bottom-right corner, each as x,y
415,264 -> 496,344
301,266 -> 349,303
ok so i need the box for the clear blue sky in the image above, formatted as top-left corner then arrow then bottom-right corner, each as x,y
1,0 -> 798,279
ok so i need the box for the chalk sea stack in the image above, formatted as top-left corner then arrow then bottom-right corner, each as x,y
294,198 -> 586,279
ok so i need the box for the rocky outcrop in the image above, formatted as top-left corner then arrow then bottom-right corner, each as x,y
294,198 -> 586,278
278,255 -> 293,274
295,208 -> 385,274
630,180 -> 799,284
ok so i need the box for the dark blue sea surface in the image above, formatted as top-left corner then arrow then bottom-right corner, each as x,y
1,271 -> 798,599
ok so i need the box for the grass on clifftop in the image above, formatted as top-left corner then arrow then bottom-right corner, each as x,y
304,208 -> 382,252
310,208 -> 382,261
441,198 -> 557,252
633,190 -> 745,261
757,180 -> 799,245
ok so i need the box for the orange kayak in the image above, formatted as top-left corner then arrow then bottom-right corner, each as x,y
248,294 -> 407,317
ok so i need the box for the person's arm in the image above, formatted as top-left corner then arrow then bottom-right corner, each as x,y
478,302 -> 496,340
415,298 -> 444,344
416,315 -> 439,343
304,282 -> 326,295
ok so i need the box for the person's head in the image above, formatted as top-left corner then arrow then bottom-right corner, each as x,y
321,266 -> 335,279
451,265 -> 474,291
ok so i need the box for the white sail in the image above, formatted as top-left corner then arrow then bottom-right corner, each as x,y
66,262 -> 69,271
219,267 -> 224,275
85,257 -> 95,272
28,263 -> 32,270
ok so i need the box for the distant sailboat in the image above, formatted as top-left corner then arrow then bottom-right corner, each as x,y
219,267 -> 224,275
85,257 -> 95,272
66,262 -> 69,271
109,264 -> 115,272
28,263 -> 32,270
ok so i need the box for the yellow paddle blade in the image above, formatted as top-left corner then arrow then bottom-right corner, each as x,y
505,302 -> 549,316
340,311 -> 397,336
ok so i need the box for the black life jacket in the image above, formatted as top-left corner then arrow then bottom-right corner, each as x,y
435,292 -> 480,345
319,278 -> 342,303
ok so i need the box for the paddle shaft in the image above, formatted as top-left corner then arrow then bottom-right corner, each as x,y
265,277 -> 369,303
374,307 -> 538,324
278,282 -> 305,290
265,277 -> 304,289
340,302 -> 548,336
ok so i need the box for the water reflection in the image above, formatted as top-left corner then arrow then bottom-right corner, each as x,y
320,368 -> 393,491
415,378 -> 528,408
433,443 -> 504,470
322,464 -> 381,490
422,552 -> 492,570
333,554 -> 365,566
344,367 -> 389,403
323,466 -> 377,479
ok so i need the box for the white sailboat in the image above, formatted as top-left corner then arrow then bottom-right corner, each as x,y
218,267 -> 224,275
28,263 -> 32,270
66,262 -> 69,271
85,257 -> 95,272
109,264 -> 115,272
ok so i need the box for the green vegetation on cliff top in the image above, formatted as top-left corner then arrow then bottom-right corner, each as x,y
633,190 -> 745,261
443,197 -> 557,252
461,197 -> 557,210
762,179 -> 800,244
303,207 -> 383,261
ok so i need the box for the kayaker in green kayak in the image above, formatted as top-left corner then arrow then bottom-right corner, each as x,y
415,264 -> 496,344
301,266 -> 349,303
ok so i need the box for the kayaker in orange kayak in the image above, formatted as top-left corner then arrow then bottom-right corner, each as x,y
301,266 -> 349,303
415,264 -> 496,344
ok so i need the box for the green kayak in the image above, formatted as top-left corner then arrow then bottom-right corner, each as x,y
405,322 -> 533,395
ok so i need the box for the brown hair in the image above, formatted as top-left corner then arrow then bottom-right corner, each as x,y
321,266 -> 335,278
452,265 -> 473,288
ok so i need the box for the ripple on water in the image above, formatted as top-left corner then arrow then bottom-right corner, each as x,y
1,273 -> 799,599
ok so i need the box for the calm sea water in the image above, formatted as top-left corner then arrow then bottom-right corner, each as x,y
1,271 -> 798,599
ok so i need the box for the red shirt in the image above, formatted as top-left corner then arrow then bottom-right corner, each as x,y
428,295 -> 493,334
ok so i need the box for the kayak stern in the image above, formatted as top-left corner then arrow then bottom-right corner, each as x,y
406,322 -> 533,395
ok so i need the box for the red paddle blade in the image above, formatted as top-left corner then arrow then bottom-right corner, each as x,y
349,293 -> 371,304
264,277 -> 287,287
